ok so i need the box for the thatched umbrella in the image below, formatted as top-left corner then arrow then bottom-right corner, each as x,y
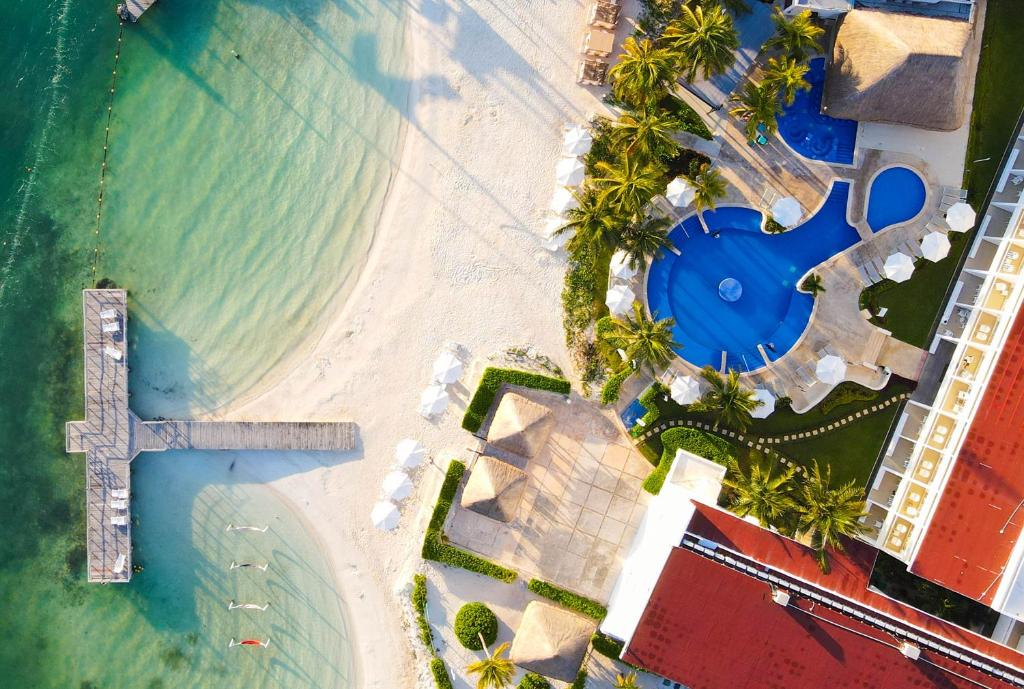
510,601 -> 597,682
487,393 -> 554,459
460,455 -> 528,522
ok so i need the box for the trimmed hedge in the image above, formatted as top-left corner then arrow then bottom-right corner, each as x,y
454,602 -> 498,650
518,673 -> 552,689
462,368 -> 571,433
527,579 -> 607,620
642,428 -> 734,495
422,460 -> 518,583
821,382 -> 878,415
430,658 -> 454,689
590,631 -> 624,660
600,367 -> 633,405
570,669 -> 588,689
412,574 -> 434,652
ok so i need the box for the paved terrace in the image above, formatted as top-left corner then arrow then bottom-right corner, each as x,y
66,290 -> 357,583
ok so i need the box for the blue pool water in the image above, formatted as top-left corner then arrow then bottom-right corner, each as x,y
866,166 -> 927,232
620,397 -> 648,429
647,183 -> 861,371
778,58 -> 858,165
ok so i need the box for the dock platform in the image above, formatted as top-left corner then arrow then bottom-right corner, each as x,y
66,289 -> 357,584
118,0 -> 157,22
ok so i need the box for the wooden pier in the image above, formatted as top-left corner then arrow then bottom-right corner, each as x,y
66,290 -> 357,584
117,0 -> 157,22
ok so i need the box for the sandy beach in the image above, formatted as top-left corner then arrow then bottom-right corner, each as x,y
218,0 -> 626,686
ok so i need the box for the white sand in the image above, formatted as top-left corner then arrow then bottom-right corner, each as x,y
217,0 -> 627,686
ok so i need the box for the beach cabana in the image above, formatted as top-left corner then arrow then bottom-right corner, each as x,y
432,350 -> 464,385
510,601 -> 597,682
562,125 -> 593,156
823,9 -> 972,131
946,202 -> 976,233
371,501 -> 400,531
816,355 -> 847,385
609,250 -> 637,281
382,470 -> 414,501
751,387 -> 776,419
460,455 -> 528,522
771,197 -> 802,228
605,284 -> 635,316
487,393 -> 554,459
884,252 -> 915,283
665,177 -> 695,208
920,231 -> 952,262
555,157 -> 585,187
419,384 -> 450,418
549,188 -> 579,215
395,438 -> 428,468
670,376 -> 701,405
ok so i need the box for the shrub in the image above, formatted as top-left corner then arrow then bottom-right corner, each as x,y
527,579 -> 607,620
412,574 -> 434,652
661,94 -> 713,140
820,382 -> 878,415
600,367 -> 633,405
570,669 -> 588,689
518,673 -> 552,689
454,602 -> 499,650
642,428 -> 734,494
430,658 -> 454,689
765,218 -> 786,234
462,368 -> 571,433
422,461 -> 518,583
584,117 -> 618,177
563,242 -> 607,354
590,632 -> 624,660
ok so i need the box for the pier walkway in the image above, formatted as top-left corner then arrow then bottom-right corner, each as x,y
66,289 -> 357,584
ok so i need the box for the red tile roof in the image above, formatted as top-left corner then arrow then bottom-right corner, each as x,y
623,547 -> 1016,689
910,305 -> 1024,603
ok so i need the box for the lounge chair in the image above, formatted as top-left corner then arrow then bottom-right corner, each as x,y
113,553 -> 127,573
856,264 -> 875,286
111,488 -> 129,499
110,498 -> 128,510
865,262 -> 883,284
795,366 -> 815,387
871,256 -> 888,278
100,308 -> 117,320
102,320 -> 120,334
905,241 -> 923,259
582,27 -> 615,57
104,346 -> 122,361
588,0 -> 620,29
577,58 -> 608,86
111,514 -> 129,526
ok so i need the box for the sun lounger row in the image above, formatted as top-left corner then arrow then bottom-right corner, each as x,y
576,0 -> 620,86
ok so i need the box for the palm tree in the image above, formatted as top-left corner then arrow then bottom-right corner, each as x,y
662,3 -> 739,82
556,188 -> 623,254
619,214 -> 674,269
614,672 -> 641,689
691,366 -> 761,431
593,152 -> 667,217
608,37 -> 679,109
600,301 -> 680,373
766,8 -> 824,62
688,163 -> 728,213
794,462 -> 869,572
729,81 -> 783,142
761,56 -> 811,107
466,641 -> 515,689
801,273 -> 825,297
724,454 -> 797,528
611,109 -> 682,160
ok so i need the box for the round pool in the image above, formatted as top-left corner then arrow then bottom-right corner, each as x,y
866,166 -> 927,232
646,183 -> 861,371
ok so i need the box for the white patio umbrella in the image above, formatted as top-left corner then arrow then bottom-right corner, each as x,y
382,470 -> 414,501
419,384 -> 450,418
670,376 -> 701,405
609,250 -> 637,281
920,231 -> 952,262
884,252 -> 915,283
542,216 -> 569,251
665,177 -> 696,208
751,387 -> 776,419
394,438 -> 428,468
549,187 -> 579,215
432,350 -> 463,384
605,284 -> 636,316
371,501 -> 400,531
555,157 -> 585,187
816,354 -> 847,385
946,202 -> 976,233
771,197 -> 802,228
562,125 -> 593,156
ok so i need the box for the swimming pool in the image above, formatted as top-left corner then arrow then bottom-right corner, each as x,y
778,58 -> 858,165
866,166 -> 927,232
646,183 -> 861,371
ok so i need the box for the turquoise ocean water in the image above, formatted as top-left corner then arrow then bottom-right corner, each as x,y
0,0 -> 407,686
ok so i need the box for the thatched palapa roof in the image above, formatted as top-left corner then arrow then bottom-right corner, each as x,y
486,393 -> 554,459
510,601 -> 597,682
824,9 -> 973,131
460,455 -> 528,522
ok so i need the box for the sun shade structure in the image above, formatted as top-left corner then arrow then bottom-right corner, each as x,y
670,376 -> 701,405
750,387 -> 776,419
562,125 -> 593,156
665,177 -> 696,208
542,216 -> 569,251
419,384 -> 450,418
884,251 -> 915,283
824,9 -> 973,131
946,201 -> 977,232
510,601 -> 597,682
460,455 -> 528,522
815,354 -> 847,385
394,438 -> 428,468
549,187 -> 579,215
555,157 -> 585,187
370,501 -> 400,531
432,350 -> 464,384
487,393 -> 554,459
920,231 -> 952,262
771,197 -> 802,228
382,470 -> 414,501
609,250 -> 637,280
605,283 -> 635,316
